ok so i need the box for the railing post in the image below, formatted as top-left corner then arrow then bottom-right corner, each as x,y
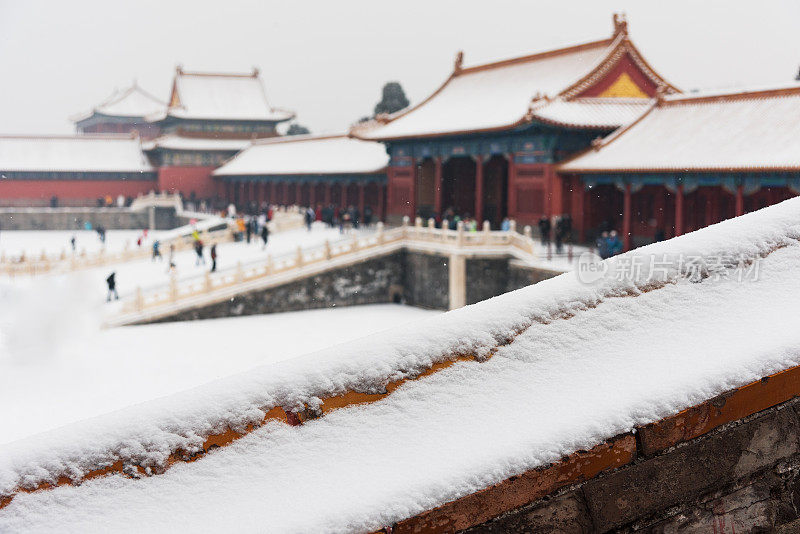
169,274 -> 178,303
295,246 -> 303,267
524,225 -> 534,255
457,220 -> 465,247
352,235 -> 360,251
324,240 -> 332,260
482,220 -> 491,244
204,271 -> 212,293
441,220 -> 449,241
40,249 -> 47,262
135,286 -> 144,312
402,215 -> 410,237
236,260 -> 244,283
265,255 -> 273,274
508,220 -> 517,234
376,221 -> 385,244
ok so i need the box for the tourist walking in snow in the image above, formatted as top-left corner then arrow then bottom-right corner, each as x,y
596,231 -> 610,259
538,216 -> 551,246
70,235 -> 76,252
245,215 -> 253,243
152,240 -> 162,261
608,231 -> 623,256
260,222 -> 269,248
210,243 -> 217,272
105,272 -> 119,301
194,239 -> 205,265
305,207 -> 315,231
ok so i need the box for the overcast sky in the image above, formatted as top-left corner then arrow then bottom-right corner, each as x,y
1,0 -> 798,136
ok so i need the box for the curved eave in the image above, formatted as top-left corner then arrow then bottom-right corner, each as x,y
526,111 -> 623,131
162,110 -> 296,124
147,146 -> 243,153
559,165 -> 800,175
213,168 -> 388,178
0,168 -> 156,174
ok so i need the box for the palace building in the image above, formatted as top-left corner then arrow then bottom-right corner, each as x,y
144,67 -> 295,200
213,134 -> 388,216
351,15 -> 677,227
558,84 -> 800,249
5,14 -> 798,240
0,135 -> 156,207
72,83 -> 164,139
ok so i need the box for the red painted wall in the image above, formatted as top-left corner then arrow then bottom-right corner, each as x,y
158,166 -> 220,198
0,179 -> 156,207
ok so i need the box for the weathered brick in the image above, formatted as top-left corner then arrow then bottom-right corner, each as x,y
643,476 -> 782,533
463,491 -> 593,533
583,407 -> 800,531
394,434 -> 635,534
638,365 -> 800,457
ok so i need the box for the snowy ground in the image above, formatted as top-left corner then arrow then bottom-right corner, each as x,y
0,230 -> 160,259
0,304 -> 438,444
2,223 -> 375,309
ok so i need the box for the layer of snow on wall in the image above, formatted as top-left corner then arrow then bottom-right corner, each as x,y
0,304 -> 439,444
1,198 -> 800,531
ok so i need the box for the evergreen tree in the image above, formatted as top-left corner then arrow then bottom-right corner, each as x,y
374,82 -> 409,116
286,123 -> 311,136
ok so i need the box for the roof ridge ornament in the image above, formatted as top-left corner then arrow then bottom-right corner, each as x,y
613,13 -> 628,36
454,51 -> 464,74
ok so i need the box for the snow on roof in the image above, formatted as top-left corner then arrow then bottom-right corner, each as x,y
160,68 -> 295,123
354,21 -> 676,141
144,134 -> 252,152
2,198 -> 800,531
212,134 -> 389,176
73,83 -> 166,122
0,135 -> 154,173
530,97 -> 652,129
560,85 -> 800,173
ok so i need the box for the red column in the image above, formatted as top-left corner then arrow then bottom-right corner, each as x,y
308,182 -> 316,209
282,182 -> 289,206
507,154 -> 517,220
324,182 -> 331,206
410,159 -> 418,218
358,182 -> 366,219
622,183 -> 632,251
474,155 -> 484,223
675,185 -> 684,237
571,176 -> 585,242
549,166 -> 563,218
433,156 -> 443,216
735,184 -> 744,216
377,184 -> 385,221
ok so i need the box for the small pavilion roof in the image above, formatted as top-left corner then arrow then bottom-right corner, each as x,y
72,83 -> 166,122
213,134 -> 388,176
0,134 -> 154,173
559,84 -> 800,174
154,67 -> 295,123
353,15 -> 677,141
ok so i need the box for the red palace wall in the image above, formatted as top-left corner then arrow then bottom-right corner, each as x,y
0,179 -> 156,207
158,166 -> 221,199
